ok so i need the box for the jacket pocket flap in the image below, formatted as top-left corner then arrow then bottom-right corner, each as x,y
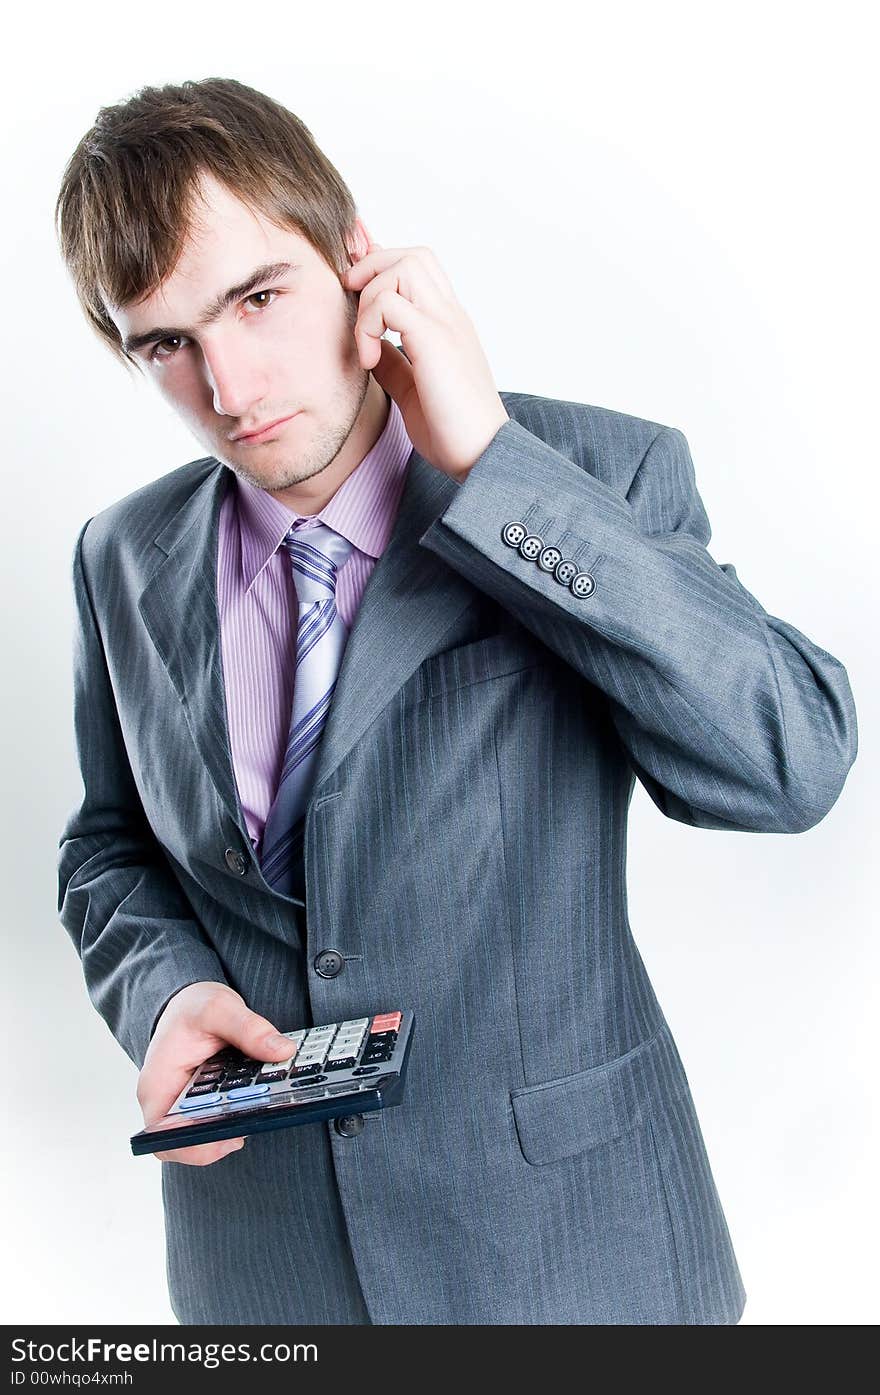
510,1021 -> 688,1166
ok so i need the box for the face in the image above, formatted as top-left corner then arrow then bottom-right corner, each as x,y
106,171 -> 386,509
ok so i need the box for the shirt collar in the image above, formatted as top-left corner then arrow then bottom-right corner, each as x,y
234,394 -> 413,595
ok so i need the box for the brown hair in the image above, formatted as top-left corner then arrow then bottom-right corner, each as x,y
54,77 -> 359,372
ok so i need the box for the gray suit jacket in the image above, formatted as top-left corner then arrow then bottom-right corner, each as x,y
57,388 -> 857,1325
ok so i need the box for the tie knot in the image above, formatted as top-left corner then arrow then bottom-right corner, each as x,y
282,520 -> 353,603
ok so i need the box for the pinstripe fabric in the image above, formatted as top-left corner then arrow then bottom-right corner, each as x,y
57,377 -> 858,1324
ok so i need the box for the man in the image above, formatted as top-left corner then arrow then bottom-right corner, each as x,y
56,78 -> 857,1326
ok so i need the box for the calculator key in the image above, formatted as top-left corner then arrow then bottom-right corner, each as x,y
185,1082 -> 222,1097
352,1066 -> 380,1075
258,1070 -> 290,1083
326,1057 -> 357,1070
259,1056 -> 296,1073
179,1091 -> 223,1109
227,1083 -> 270,1100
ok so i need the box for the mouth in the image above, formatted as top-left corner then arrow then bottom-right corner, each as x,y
232,412 -> 300,445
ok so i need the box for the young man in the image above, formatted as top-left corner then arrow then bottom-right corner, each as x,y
56,77 -> 857,1326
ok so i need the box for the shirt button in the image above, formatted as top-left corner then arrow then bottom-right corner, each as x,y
570,571 -> 596,599
313,948 -> 345,978
224,847 -> 248,876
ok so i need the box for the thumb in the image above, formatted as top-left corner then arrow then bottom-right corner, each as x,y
370,336 -> 415,406
244,1015 -> 296,1061
214,1001 -> 294,1062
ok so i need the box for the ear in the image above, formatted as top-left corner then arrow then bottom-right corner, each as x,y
344,217 -> 372,266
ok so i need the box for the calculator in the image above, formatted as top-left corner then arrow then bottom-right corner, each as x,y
130,1009 -> 415,1156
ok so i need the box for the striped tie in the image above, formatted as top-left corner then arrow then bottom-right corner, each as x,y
260,519 -> 354,897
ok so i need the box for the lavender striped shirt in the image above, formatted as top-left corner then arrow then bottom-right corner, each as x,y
217,394 -> 413,849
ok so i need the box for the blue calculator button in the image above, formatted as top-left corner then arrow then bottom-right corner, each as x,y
179,1091 -> 222,1109
226,1083 -> 270,1100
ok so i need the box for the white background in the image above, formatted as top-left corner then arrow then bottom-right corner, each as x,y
1,0 -> 876,1326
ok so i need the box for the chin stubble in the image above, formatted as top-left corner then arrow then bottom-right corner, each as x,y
231,368 -> 371,493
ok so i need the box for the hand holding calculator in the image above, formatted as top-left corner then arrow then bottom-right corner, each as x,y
131,1009 -> 415,1156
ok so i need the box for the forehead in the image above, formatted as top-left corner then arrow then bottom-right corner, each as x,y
108,171 -> 319,327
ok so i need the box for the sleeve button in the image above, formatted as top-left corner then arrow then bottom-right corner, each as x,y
501,521 -> 527,547
570,571 -> 596,599
519,533 -> 544,561
538,545 -> 562,572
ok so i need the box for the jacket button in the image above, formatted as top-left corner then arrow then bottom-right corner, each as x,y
519,533 -> 544,561
554,558 -> 578,585
570,571 -> 596,599
313,948 -> 345,978
334,1113 -> 365,1137
538,545 -> 562,572
224,847 -> 248,876
501,520 -> 527,547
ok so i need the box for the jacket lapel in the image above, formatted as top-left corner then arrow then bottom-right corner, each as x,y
138,443 -> 477,841
311,447 -> 476,792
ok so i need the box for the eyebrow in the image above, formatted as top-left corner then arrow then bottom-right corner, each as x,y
121,260 -> 299,355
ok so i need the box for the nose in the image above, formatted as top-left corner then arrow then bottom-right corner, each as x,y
200,337 -> 270,419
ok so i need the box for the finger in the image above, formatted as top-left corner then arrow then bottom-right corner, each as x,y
354,259 -> 449,324
154,1137 -> 246,1166
355,289 -> 422,370
202,995 -> 295,1063
139,1065 -> 203,1126
345,246 -> 453,300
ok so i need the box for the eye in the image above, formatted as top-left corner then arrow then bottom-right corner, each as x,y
148,289 -> 279,362
244,289 -> 278,311
150,335 -> 185,362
